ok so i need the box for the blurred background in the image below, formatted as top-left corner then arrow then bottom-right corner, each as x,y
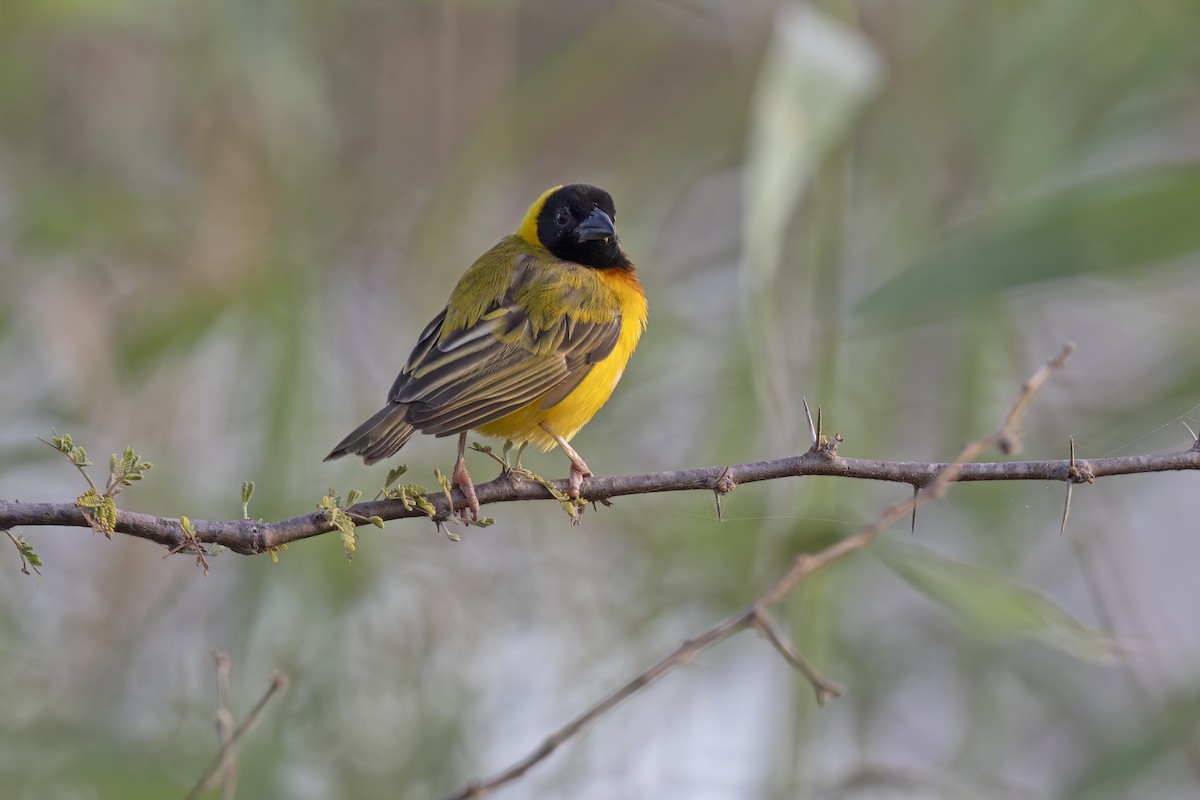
3,0 -> 1200,797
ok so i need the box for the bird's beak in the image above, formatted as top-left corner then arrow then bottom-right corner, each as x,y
574,207 -> 616,242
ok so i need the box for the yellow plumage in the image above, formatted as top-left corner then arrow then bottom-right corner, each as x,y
477,263 -> 647,449
326,183 -> 646,518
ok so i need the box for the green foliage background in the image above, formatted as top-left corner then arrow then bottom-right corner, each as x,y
3,1 -> 1200,797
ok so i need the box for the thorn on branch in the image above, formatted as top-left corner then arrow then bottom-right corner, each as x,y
1185,420 -> 1199,451
803,397 -> 818,450
713,467 -> 736,521
1060,436 -> 1096,536
802,400 -> 842,458
1061,437 -> 1076,536
910,486 -> 919,535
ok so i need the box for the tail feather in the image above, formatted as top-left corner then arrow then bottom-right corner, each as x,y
325,404 -> 416,465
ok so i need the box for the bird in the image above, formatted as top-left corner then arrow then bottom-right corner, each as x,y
325,183 -> 647,520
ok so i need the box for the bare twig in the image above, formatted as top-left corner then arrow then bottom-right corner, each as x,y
451,343 -> 1076,800
451,612 -> 751,800
750,607 -> 844,704
995,342 -> 1074,455
213,652 -> 237,800
186,671 -> 289,800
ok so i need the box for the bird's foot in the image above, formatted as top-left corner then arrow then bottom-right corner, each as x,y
566,457 -> 592,524
452,455 -> 480,521
566,458 -> 591,502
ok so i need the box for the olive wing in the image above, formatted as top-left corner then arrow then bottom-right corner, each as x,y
388,292 -> 621,438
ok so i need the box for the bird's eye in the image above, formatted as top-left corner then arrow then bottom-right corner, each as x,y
554,209 -> 571,227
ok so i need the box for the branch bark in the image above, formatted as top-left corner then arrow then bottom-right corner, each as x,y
2,448 -> 1198,556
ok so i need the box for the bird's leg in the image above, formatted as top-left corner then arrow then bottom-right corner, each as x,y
452,431 -> 480,521
539,423 -> 591,501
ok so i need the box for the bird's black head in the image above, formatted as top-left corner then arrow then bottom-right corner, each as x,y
531,184 -> 630,269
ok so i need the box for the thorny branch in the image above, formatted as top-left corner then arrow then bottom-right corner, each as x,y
2,351 -> 1197,561
447,343 -> 1127,799
4,450 -> 1195,554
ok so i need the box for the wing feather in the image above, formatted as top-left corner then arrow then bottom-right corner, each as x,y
385,242 -> 623,437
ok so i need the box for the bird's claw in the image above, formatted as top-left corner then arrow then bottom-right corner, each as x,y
566,460 -> 591,525
452,457 -> 480,521
567,460 -> 591,502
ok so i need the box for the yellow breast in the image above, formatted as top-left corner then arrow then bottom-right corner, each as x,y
477,266 -> 647,449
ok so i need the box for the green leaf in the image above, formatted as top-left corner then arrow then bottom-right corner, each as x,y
377,466 -> 409,500
6,531 -> 43,576
875,538 -> 1114,662
75,488 -> 103,508
44,431 -> 94,468
103,446 -> 152,495
75,488 -> 117,533
742,4 -> 881,293
856,165 -> 1200,325
241,480 -> 255,519
319,492 -> 359,561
